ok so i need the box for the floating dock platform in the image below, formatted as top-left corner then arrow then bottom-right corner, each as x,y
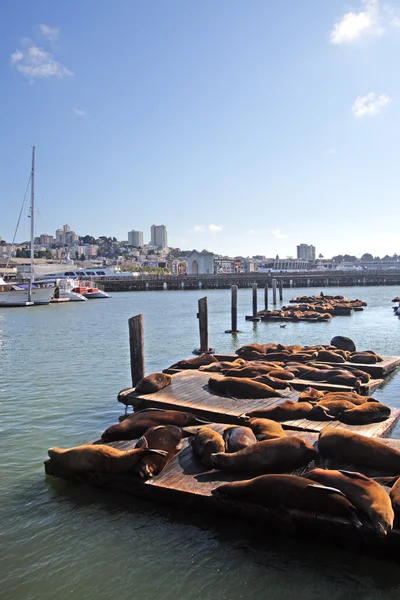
118,371 -> 400,438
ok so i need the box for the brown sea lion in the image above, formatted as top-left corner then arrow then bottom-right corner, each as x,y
269,369 -> 295,380
47,443 -> 167,474
316,350 -> 346,363
223,426 -> 257,452
336,365 -> 371,383
307,405 -> 336,421
290,352 -> 318,362
247,417 -> 286,440
134,425 -> 182,478
316,399 -> 356,415
223,365 -> 279,378
330,336 -> 356,352
208,376 -> 282,399
211,474 -> 362,526
307,468 -> 394,536
318,391 -> 374,406
348,353 -> 378,365
101,408 -> 209,442
191,427 -> 225,467
337,403 -> 391,425
169,353 -> 218,370
244,400 -> 313,421
199,359 -> 245,372
299,387 -> 326,402
211,436 -> 317,474
318,428 -> 400,473
135,372 -> 172,394
253,375 -> 291,390
235,343 -> 278,358
390,478 -> 400,515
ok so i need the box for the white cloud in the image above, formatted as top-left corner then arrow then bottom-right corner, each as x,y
208,224 -> 224,233
74,108 -> 88,117
271,228 -> 288,239
330,0 -> 381,44
9,44 -> 72,79
352,92 -> 391,117
39,24 -> 59,41
191,225 -> 205,233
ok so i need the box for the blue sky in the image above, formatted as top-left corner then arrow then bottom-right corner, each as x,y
1,0 -> 400,258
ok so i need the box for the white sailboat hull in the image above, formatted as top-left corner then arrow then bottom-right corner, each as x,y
0,285 -> 56,306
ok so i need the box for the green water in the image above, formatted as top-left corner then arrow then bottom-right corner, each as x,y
1,286 -> 400,600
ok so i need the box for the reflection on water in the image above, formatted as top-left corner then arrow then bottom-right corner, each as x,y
1,286 -> 400,600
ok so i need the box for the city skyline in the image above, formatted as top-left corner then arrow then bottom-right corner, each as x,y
1,1 -> 400,257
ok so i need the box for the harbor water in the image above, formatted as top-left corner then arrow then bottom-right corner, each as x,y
1,285 -> 400,600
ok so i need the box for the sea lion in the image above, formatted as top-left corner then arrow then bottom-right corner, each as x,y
223,426 -> 257,452
101,408 -> 209,442
316,399 -> 356,415
135,372 -> 172,394
134,425 -> 182,478
269,369 -> 295,380
247,417 -> 286,440
316,350 -> 346,363
336,365 -> 371,383
191,427 -> 225,467
253,375 -> 291,390
47,443 -> 167,474
318,428 -> 400,473
235,343 -> 278,358
299,387 -> 326,402
331,336 -> 356,352
199,359 -> 245,372
337,402 -> 391,425
210,436 -> 317,474
390,478 -> 400,515
208,376 -> 282,399
244,400 -> 313,421
169,353 -> 218,370
318,391 -> 374,406
223,365 -> 279,378
290,352 -> 318,362
307,405 -> 336,421
211,474 -> 362,526
307,468 -> 394,536
348,353 -> 378,365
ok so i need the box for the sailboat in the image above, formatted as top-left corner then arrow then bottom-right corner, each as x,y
0,147 -> 56,307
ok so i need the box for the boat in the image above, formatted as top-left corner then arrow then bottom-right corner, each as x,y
72,282 -> 110,299
0,147 -> 56,307
34,278 -> 87,302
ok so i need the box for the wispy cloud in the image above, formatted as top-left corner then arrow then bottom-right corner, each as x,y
190,224 -> 224,234
330,0 -> 400,44
271,228 -> 288,239
74,108 -> 88,117
39,24 -> 59,41
10,26 -> 72,80
352,92 -> 391,117
208,224 -> 224,233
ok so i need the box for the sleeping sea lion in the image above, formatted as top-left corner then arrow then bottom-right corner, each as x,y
307,405 -> 336,421
318,428 -> 400,473
247,417 -> 286,440
210,436 -> 317,474
101,408 -> 209,442
348,353 -> 378,365
330,336 -> 356,352
307,468 -> 394,536
235,343 -> 278,358
253,375 -> 291,390
244,400 -> 313,421
318,391 -> 374,406
316,350 -> 346,363
337,402 -> 391,425
316,399 -> 356,415
135,372 -> 172,394
191,427 -> 225,467
47,443 -> 167,474
389,478 -> 400,515
269,369 -> 295,380
169,353 -> 218,370
335,365 -> 371,383
199,359 -> 245,372
208,376 -> 282,399
211,474 -> 361,526
223,365 -> 279,378
299,387 -> 326,402
223,426 -> 257,452
134,425 -> 182,478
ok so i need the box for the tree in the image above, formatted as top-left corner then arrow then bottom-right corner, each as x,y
360,253 -> 373,262
75,251 -> 79,260
80,253 -> 86,261
45,249 -> 53,259
16,248 -> 22,258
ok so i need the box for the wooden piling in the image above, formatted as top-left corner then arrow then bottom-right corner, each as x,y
264,284 -> 269,310
198,297 -> 209,353
231,285 -> 238,332
128,314 -> 145,387
272,279 -> 277,305
279,279 -> 283,302
252,283 -> 258,317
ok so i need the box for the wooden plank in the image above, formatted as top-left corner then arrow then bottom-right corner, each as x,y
198,297 -> 208,353
290,378 -> 383,395
128,314 -> 145,387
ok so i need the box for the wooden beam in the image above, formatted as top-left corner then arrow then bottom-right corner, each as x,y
128,314 -> 145,387
198,297 -> 209,353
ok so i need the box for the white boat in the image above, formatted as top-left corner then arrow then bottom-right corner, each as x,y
72,282 -> 110,299
0,147 -> 56,307
35,278 -> 87,302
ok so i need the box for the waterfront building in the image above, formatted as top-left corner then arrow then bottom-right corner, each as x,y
186,250 -> 214,274
150,225 -> 168,249
297,243 -> 316,261
257,258 -> 309,271
128,230 -> 144,247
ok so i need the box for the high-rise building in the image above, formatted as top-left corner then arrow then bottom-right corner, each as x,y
128,230 -> 144,247
297,244 -> 316,261
150,224 -> 168,248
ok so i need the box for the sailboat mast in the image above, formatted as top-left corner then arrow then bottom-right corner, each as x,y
28,146 -> 35,302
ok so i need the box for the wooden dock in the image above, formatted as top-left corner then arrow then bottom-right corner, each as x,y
118,371 -> 400,438
44,428 -> 400,553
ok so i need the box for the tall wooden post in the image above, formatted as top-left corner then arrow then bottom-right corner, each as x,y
198,296 -> 209,353
231,285 -> 238,332
279,279 -> 283,302
272,279 -> 277,305
264,284 -> 269,310
128,314 -> 145,387
252,283 -> 258,318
